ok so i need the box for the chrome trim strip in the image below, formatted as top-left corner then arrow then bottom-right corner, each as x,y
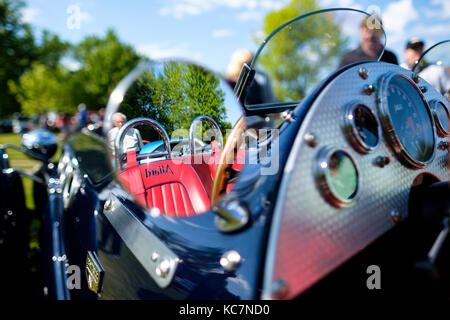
261,97 -> 317,299
103,193 -> 179,289
2,168 -> 45,185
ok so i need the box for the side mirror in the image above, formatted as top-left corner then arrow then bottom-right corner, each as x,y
22,129 -> 58,159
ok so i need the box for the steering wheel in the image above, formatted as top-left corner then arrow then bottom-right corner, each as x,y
114,117 -> 171,169
210,117 -> 247,204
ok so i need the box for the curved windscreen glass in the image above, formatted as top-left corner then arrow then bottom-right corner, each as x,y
414,40 -> 450,97
246,8 -> 386,108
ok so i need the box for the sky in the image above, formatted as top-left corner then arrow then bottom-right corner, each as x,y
21,0 -> 450,74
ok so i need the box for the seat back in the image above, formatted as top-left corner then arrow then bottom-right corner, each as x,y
119,151 -> 210,217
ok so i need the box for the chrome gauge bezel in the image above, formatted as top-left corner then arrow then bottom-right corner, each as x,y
314,146 -> 360,208
344,102 -> 381,153
429,99 -> 450,137
378,72 -> 436,169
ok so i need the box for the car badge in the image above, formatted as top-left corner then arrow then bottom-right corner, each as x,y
85,251 -> 105,294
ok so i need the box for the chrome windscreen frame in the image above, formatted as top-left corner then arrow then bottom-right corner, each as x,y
377,72 -> 436,169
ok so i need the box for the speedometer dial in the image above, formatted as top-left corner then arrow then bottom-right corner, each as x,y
378,73 -> 436,168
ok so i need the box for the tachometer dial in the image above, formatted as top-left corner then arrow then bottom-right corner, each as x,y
378,73 -> 436,168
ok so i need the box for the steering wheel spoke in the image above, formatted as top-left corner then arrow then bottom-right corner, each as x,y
211,117 -> 247,204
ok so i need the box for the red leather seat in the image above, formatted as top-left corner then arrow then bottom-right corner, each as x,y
119,151 -> 210,217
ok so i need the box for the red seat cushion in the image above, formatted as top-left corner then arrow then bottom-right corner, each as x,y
119,151 -> 210,217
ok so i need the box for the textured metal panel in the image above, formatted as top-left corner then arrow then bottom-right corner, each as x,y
263,62 -> 449,299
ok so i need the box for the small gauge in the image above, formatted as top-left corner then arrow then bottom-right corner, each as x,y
345,103 -> 380,153
314,147 -> 359,208
430,100 -> 449,137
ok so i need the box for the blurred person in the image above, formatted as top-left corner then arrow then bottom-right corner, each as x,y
55,112 -> 64,130
420,64 -> 450,97
401,37 -> 425,70
339,15 -> 398,68
107,112 -> 143,157
76,103 -> 88,130
39,112 -> 48,129
226,49 -> 275,105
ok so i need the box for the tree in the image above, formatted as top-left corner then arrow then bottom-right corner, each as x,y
72,30 -> 141,109
37,30 -> 71,68
256,0 -> 347,101
0,0 -> 38,117
119,62 -> 230,140
8,62 -> 74,116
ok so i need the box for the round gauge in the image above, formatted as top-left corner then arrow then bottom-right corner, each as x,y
315,147 -> 359,208
430,100 -> 449,137
345,103 -> 380,153
378,73 -> 436,168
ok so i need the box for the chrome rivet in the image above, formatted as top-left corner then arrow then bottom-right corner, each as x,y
104,199 -> 112,211
271,279 -> 289,299
43,287 -> 48,296
48,163 -> 54,169
149,208 -> 160,218
363,84 -> 378,96
7,210 -> 13,216
49,178 -> 55,184
52,256 -> 57,262
304,132 -> 318,148
419,85 -> 428,93
220,250 -> 241,272
438,141 -> 449,151
374,156 -> 391,168
390,209 -> 401,223
358,67 -> 368,80
151,252 -> 160,262
156,259 -> 171,278
3,154 -> 8,159
281,111 -> 295,122
49,188 -> 55,194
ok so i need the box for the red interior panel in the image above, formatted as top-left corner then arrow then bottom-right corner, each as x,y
119,151 -> 210,217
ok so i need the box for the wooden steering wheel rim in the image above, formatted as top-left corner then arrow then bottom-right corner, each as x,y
210,117 -> 246,205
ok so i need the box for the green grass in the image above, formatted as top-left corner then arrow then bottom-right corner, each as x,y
0,132 -> 62,210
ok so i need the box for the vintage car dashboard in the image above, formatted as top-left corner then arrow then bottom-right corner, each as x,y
263,61 -> 449,299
